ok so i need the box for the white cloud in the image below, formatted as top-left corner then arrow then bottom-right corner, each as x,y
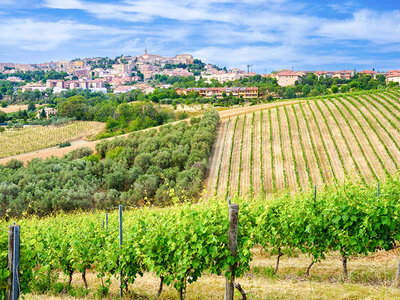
317,9 -> 400,44
4,0 -> 400,70
44,0 -> 85,9
191,45 -> 368,70
0,19 -> 103,51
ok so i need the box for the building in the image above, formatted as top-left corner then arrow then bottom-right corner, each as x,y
36,107 -> 57,119
386,71 -> 400,85
332,70 -> 354,80
176,87 -> 258,99
274,71 -> 305,87
161,68 -> 193,77
175,54 -> 194,64
113,85 -> 137,94
358,70 -> 376,78
314,71 -> 333,79
45,79 -> 107,93
198,73 -> 243,84
20,84 -> 47,92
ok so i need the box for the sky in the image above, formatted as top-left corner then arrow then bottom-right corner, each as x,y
0,0 -> 400,73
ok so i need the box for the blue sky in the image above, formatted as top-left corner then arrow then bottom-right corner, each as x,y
0,0 -> 400,73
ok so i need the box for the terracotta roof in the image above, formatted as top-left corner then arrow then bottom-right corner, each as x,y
359,70 -> 376,74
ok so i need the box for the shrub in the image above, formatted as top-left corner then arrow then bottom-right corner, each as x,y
59,141 -> 71,148
5,159 -> 23,169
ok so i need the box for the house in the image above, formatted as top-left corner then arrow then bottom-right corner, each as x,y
359,70 -> 376,78
332,70 -> 354,80
386,71 -> 400,85
36,107 -> 57,119
314,71 -> 333,79
274,71 -> 305,87
20,84 -> 47,92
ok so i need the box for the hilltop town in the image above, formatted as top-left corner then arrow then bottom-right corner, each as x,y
1,50 -> 400,100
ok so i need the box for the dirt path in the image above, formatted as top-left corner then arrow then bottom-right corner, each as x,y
279,106 -> 297,191
239,114 -> 252,197
203,119 -> 229,198
287,105 -> 312,190
216,118 -> 235,198
270,108 -> 285,191
262,110 -> 274,193
228,116 -> 244,198
252,112 -> 262,196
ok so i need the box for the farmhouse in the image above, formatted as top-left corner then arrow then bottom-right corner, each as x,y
36,107 -> 57,119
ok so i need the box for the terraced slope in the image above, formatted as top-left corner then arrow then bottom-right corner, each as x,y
205,90 -> 400,198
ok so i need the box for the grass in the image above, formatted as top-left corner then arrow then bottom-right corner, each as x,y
24,248 -> 400,299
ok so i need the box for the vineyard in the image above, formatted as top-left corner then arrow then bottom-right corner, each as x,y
2,177 -> 400,299
0,121 -> 104,158
205,90 -> 400,198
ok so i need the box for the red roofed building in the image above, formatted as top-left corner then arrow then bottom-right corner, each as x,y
314,71 -> 333,78
176,87 -> 258,99
274,71 -> 306,87
332,70 -> 354,80
359,70 -> 376,78
386,70 -> 400,85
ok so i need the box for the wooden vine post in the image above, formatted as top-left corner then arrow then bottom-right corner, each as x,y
8,225 -> 20,300
225,204 -> 239,300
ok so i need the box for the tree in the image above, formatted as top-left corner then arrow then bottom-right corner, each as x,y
40,108 -> 47,119
284,87 -> 295,99
302,84 -> 311,97
331,84 -> 339,93
340,85 -> 350,93
0,111 -> 6,123
58,95 -> 88,120
28,102 -> 36,112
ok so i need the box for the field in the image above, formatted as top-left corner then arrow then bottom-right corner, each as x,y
0,121 -> 105,158
205,90 -> 400,198
0,104 -> 39,114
